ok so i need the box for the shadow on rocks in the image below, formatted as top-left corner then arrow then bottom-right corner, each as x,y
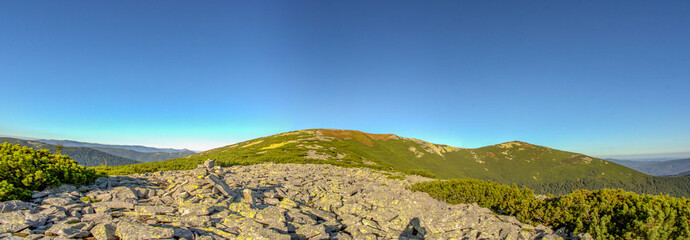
399,217 -> 426,239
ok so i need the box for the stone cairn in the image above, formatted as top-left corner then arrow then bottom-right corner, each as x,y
0,159 -> 590,240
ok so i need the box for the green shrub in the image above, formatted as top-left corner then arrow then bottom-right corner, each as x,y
408,179 -> 690,240
405,169 -> 437,178
408,179 -> 536,219
0,142 -> 99,201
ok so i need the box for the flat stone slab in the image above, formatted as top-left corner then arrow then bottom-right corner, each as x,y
134,205 -> 174,215
116,220 -> 174,240
0,200 -> 32,212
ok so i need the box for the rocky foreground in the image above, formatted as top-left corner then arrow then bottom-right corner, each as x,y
0,161 -> 586,240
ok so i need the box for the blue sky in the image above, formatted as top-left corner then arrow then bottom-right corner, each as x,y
1,1 -> 689,157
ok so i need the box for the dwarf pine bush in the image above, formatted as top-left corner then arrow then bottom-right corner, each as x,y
409,179 -> 690,240
405,169 -> 437,178
0,142 -> 99,201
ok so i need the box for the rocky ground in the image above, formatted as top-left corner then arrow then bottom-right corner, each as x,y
0,160 -> 589,240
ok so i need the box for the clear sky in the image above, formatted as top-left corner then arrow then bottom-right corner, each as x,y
1,1 -> 689,157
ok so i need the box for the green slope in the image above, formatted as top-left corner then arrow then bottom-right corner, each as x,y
94,129 -> 690,197
0,137 -> 141,167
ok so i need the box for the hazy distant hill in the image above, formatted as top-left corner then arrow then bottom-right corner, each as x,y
607,158 -> 690,176
677,170 -> 690,176
98,129 -> 690,197
91,147 -> 196,163
0,137 -> 140,167
37,139 -> 192,153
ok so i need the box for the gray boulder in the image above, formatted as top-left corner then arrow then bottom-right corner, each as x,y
206,174 -> 232,196
0,200 -> 32,212
45,222 -> 92,238
204,159 -> 216,169
90,222 -> 118,240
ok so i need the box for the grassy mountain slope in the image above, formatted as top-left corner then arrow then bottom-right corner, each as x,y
90,147 -> 195,163
0,137 -> 140,167
94,129 -> 690,197
608,158 -> 690,176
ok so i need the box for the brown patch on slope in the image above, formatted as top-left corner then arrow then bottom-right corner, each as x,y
317,129 -> 398,147
365,133 -> 399,141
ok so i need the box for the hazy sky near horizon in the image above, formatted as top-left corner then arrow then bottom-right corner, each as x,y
1,1 -> 689,156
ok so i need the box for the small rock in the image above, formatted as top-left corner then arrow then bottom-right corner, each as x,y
81,213 -> 113,223
111,186 -> 138,201
0,233 -> 24,240
115,220 -> 175,240
0,223 -> 29,233
45,222 -> 91,238
90,222 -> 117,240
179,203 -> 212,216
296,223 -> 327,239
92,200 -> 135,210
206,174 -> 232,196
135,205 -> 174,215
204,159 -> 215,169
172,227 -> 194,240
242,189 -> 254,204
42,197 -> 73,206
0,200 -> 32,212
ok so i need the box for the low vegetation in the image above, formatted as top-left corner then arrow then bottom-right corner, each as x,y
409,179 -> 690,240
0,143 -> 99,201
405,169 -> 437,178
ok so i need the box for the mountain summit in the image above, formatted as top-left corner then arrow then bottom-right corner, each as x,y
103,129 -> 690,197
191,129 -> 633,181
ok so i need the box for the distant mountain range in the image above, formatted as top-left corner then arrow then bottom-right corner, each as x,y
37,139 -> 192,153
101,129 -> 690,197
0,137 -> 194,167
677,170 -> 690,176
89,147 -> 195,163
607,158 -> 690,176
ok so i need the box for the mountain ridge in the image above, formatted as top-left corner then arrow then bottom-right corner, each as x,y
607,158 -> 690,176
0,137 -> 140,167
98,128 -> 690,197
37,139 -> 192,153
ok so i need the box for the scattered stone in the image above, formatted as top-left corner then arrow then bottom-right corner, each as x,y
0,200 -> 32,212
3,162 -> 574,239
179,203 -> 213,217
82,213 -> 113,223
92,200 -> 135,210
115,220 -> 175,240
45,222 -> 92,238
242,188 -> 254,204
296,223 -> 327,239
204,159 -> 215,169
206,174 -> 232,196
41,197 -> 73,206
0,223 -> 29,233
135,205 -> 174,215
111,186 -> 138,201
90,222 -> 117,240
